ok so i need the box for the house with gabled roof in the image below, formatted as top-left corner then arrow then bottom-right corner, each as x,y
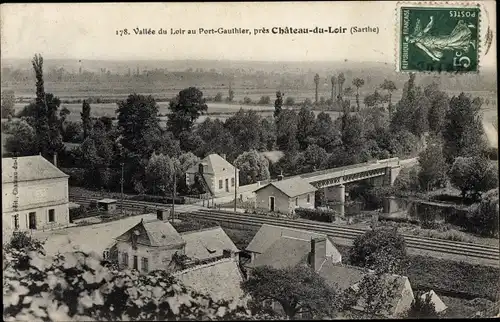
245,224 -> 342,267
114,219 -> 240,274
2,155 -> 70,233
186,153 -> 239,197
254,177 -> 317,214
115,218 -> 187,273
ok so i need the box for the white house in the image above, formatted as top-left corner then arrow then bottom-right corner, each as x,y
186,154 -> 239,197
2,155 -> 70,233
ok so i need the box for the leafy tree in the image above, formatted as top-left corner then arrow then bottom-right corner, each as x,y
61,121 -> 82,143
467,188 -> 499,237
273,91 -> 284,118
449,156 -> 498,201
227,83 -> 234,102
258,95 -> 271,105
154,131 -> 182,158
145,153 -> 175,195
443,93 -> 487,163
310,112 -> 340,152
352,78 -> 365,111
349,227 -> 407,274
387,130 -> 420,157
276,109 -> 299,152
301,144 -> 328,172
173,152 -> 201,194
259,117 -> 277,151
285,96 -> 295,106
330,76 -> 336,102
3,119 -> 38,156
32,54 -> 50,157
337,73 -> 346,100
297,106 -> 316,150
225,109 -> 262,153
195,118 -> 236,158
242,265 -> 339,319
380,80 -> 397,116
424,83 -> 449,135
417,137 -> 448,191
314,73 -> 320,104
407,291 -> 439,318
117,94 -> 161,160
393,165 -> 421,192
178,131 -> 205,155
234,150 -> 270,185
81,100 -> 92,139
214,92 -> 223,102
1,89 -> 15,119
243,96 -> 252,104
167,87 -> 208,138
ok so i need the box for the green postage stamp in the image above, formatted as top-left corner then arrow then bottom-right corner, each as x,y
399,4 -> 480,72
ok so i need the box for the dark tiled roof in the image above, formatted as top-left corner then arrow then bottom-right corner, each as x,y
317,262 -> 367,290
116,219 -> 185,248
174,258 -> 246,303
181,226 -> 239,261
255,176 -> 317,198
247,236 -> 311,269
246,224 -> 328,254
2,155 -> 69,183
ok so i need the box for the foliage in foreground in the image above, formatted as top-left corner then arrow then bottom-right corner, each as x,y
406,291 -> 440,319
2,233 -> 273,321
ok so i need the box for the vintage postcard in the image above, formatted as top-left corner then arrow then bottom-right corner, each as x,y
1,1 -> 498,321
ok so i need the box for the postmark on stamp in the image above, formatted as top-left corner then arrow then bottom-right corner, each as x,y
398,4 -> 480,73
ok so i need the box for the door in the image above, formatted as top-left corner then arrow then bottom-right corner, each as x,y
225,178 -> 229,192
133,255 -> 138,270
269,197 -> 275,212
28,212 -> 37,230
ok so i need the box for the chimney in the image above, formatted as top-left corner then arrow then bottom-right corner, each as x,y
277,174 -> 284,181
157,208 -> 169,221
310,237 -> 327,272
222,249 -> 233,258
53,153 -> 58,167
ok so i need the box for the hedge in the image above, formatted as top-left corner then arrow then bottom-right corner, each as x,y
130,194 -> 186,204
295,207 -> 336,223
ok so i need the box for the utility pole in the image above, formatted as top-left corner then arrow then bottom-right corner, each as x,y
172,167 -> 176,223
120,163 -> 124,215
234,166 -> 237,213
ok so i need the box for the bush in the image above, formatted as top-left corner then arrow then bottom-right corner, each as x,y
449,156 -> 498,201
349,227 -> 407,274
406,291 -> 440,318
295,207 -> 335,223
466,189 -> 499,237
406,255 -> 500,301
3,242 -> 271,321
129,194 -> 185,204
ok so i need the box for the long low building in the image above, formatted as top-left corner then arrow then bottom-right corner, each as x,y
2,155 -> 70,234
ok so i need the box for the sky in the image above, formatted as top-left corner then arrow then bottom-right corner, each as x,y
0,1 -> 497,67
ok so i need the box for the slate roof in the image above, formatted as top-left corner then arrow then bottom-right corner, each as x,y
317,262 -> 413,317
186,154 -> 237,175
246,224 -> 332,254
247,236 -> 311,269
2,155 -> 69,183
174,258 -> 246,303
181,226 -> 239,261
116,219 -> 185,248
255,177 -> 317,198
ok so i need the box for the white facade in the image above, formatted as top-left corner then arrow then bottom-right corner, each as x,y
2,156 -> 70,233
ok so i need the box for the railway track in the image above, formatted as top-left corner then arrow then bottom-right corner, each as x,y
70,195 -> 499,262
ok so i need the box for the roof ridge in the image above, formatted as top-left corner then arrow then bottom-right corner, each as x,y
264,224 -> 326,237
180,225 -> 222,235
173,257 -> 236,276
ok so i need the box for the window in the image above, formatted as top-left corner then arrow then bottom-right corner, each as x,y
13,215 -> 19,230
295,198 -> 298,206
142,257 -> 149,272
122,252 -> 129,267
133,255 -> 139,270
219,180 -> 223,189
307,194 -> 311,203
48,209 -> 55,222
231,178 -> 235,187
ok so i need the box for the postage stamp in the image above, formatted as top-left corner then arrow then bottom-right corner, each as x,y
398,4 -> 480,73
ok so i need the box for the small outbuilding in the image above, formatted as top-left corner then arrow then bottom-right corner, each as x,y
97,199 -> 118,214
254,177 -> 317,214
